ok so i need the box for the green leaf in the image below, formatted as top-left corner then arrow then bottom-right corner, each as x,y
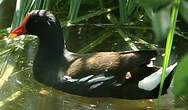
0,0 -> 16,29
0,0 -> 3,4
125,0 -> 137,17
119,0 -> 127,23
180,0 -> 188,23
173,54 -> 188,96
150,7 -> 171,42
157,0 -> 180,105
82,0 -> 98,4
137,0 -> 171,9
119,0 -> 137,23
68,0 -> 82,20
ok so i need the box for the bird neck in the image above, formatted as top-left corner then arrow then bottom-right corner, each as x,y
38,25 -> 64,55
33,28 -> 68,86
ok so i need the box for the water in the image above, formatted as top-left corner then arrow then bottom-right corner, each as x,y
0,25 -> 188,110
0,77 -> 187,110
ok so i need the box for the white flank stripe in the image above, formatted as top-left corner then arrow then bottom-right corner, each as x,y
138,63 -> 177,91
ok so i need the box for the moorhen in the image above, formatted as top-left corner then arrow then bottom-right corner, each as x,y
9,10 -> 177,99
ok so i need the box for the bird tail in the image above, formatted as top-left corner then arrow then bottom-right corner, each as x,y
138,63 -> 177,91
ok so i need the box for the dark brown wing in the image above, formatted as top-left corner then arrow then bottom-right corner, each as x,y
119,49 -> 163,73
66,49 -> 163,79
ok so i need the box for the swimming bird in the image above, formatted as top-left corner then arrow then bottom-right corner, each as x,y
9,10 -> 177,99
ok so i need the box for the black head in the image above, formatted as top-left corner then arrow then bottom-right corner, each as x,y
26,10 -> 61,38
10,10 -> 63,40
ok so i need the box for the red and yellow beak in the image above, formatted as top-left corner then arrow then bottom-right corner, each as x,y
8,34 -> 18,39
8,24 -> 27,38
8,14 -> 31,39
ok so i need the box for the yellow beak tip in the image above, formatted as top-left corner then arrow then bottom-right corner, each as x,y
8,34 -> 18,39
